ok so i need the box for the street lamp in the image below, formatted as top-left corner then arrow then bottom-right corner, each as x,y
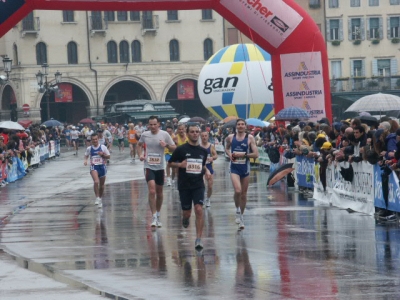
36,64 -> 62,120
0,55 -> 12,85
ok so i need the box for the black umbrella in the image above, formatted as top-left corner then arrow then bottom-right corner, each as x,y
189,116 -> 206,123
42,119 -> 62,127
222,119 -> 237,130
267,163 -> 295,186
359,115 -> 378,126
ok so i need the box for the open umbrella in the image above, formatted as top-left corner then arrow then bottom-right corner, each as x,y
189,116 -> 206,123
0,121 -> 25,131
222,119 -> 237,130
42,119 -> 62,127
223,116 -> 238,123
263,121 -> 270,127
179,117 -> 190,123
79,118 -> 95,124
345,93 -> 400,113
246,118 -> 265,127
359,115 -> 378,126
267,163 -> 295,186
275,107 -> 310,121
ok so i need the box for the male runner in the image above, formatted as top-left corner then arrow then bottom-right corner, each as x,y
138,116 -> 176,228
70,126 -> 80,155
168,124 -> 211,250
84,133 -> 111,208
116,124 -> 126,153
164,125 -> 175,186
127,123 -> 138,163
200,131 -> 218,207
174,123 -> 188,146
225,118 -> 259,230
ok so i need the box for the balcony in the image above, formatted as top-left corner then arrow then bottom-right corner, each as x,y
330,76 -> 400,93
21,17 -> 40,37
89,16 -> 108,36
141,15 -> 159,36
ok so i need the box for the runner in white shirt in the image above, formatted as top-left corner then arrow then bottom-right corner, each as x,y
70,126 -> 80,155
85,128 -> 94,147
116,124 -> 126,153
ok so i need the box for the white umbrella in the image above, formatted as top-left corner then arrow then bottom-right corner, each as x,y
0,121 -> 25,131
345,93 -> 400,112
179,117 -> 190,123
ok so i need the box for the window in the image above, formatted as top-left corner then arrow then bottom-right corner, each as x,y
67,41 -> 78,64
117,11 -> 128,21
91,12 -> 103,30
119,41 -> 129,63
130,11 -> 140,21
390,0 -> 400,4
169,39 -> 179,62
350,0 -> 360,7
329,19 -> 340,40
350,18 -> 362,40
202,9 -> 212,20
22,12 -> 35,31
389,17 -> 400,38
352,60 -> 363,77
369,0 -> 379,6
167,10 -> 178,21
331,61 -> 342,90
132,40 -> 142,62
228,28 -> 239,45
36,42 -> 47,65
63,11 -> 74,22
203,38 -> 213,60
107,41 -> 118,63
142,11 -> 153,29
309,0 -> 320,7
369,17 -> 380,39
329,0 -> 339,8
104,11 -> 115,22
378,59 -> 391,76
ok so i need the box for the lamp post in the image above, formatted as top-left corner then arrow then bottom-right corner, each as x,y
36,64 -> 62,121
0,55 -> 12,85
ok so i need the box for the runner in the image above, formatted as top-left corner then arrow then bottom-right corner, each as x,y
174,123 -> 188,146
200,130 -> 218,207
225,118 -> 259,230
127,123 -> 138,163
84,133 -> 111,208
85,126 -> 94,147
70,126 -> 80,155
168,124 -> 211,250
116,124 -> 126,153
102,125 -> 113,153
64,125 -> 71,150
164,125 -> 175,186
137,116 -> 176,228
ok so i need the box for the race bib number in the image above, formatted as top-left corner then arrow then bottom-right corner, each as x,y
147,153 -> 161,165
129,134 -> 136,139
91,156 -> 103,165
186,159 -> 202,174
232,152 -> 246,164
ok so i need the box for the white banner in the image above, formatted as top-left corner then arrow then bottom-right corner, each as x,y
49,141 -> 55,158
30,146 -> 40,165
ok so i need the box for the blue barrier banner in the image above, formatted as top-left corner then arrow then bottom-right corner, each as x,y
6,157 -> 26,183
388,171 -> 400,212
374,165 -> 386,209
295,156 -> 314,189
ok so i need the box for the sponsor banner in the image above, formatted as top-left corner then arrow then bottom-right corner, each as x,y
177,80 -> 194,100
281,52 -> 325,121
257,146 -> 271,166
49,141 -> 55,158
6,157 -> 26,183
330,161 -> 374,215
55,83 -> 73,103
0,0 -> 25,25
30,146 -> 40,166
373,164 -> 386,209
295,155 -> 314,189
220,0 -> 303,48
313,163 -> 329,204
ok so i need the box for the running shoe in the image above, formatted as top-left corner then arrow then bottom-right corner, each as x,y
156,217 -> 162,228
205,198 -> 211,207
235,211 -> 241,224
98,201 -> 103,208
195,238 -> 203,250
166,177 -> 172,186
151,216 -> 157,227
238,217 -> 245,230
95,197 -> 101,205
182,217 -> 190,228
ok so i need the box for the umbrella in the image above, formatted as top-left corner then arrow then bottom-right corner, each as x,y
179,117 -> 190,123
0,121 -> 25,131
267,163 -> 295,186
18,120 -> 33,128
275,107 -> 310,121
223,116 -> 238,123
263,121 -> 270,127
222,119 -> 237,130
42,119 -> 62,127
359,115 -> 378,126
79,118 -> 95,124
189,116 -> 206,123
345,93 -> 400,113
359,111 -> 371,117
246,118 -> 265,127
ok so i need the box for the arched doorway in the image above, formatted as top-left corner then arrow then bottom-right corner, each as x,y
103,80 -> 151,114
165,79 -> 209,117
1,85 -> 17,121
39,84 -> 90,124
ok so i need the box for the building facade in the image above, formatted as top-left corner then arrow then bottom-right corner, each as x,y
0,9 -> 224,124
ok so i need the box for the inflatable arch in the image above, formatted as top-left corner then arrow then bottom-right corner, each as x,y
0,0 -> 331,120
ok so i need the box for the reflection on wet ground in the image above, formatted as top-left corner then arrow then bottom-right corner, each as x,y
1,158 -> 400,299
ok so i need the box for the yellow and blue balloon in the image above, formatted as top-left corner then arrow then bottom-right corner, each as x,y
198,43 -> 274,121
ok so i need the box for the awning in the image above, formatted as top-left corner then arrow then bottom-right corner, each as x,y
126,112 -> 179,120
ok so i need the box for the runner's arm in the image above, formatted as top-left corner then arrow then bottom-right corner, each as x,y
211,144 -> 218,160
247,135 -> 259,159
225,135 -> 233,159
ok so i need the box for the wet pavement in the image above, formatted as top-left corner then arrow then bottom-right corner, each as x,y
1,150 -> 400,299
